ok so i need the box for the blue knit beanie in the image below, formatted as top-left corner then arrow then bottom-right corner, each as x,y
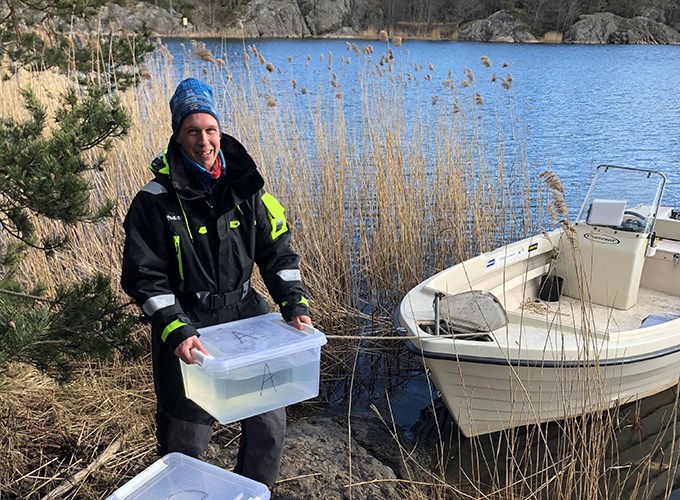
169,78 -> 220,135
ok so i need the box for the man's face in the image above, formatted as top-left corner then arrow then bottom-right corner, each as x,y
176,112 -> 220,169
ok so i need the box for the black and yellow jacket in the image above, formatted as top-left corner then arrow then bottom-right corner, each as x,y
121,133 -> 309,353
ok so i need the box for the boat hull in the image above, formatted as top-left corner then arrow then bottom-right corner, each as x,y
418,347 -> 680,437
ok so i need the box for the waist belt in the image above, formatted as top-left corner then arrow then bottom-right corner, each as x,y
196,280 -> 251,309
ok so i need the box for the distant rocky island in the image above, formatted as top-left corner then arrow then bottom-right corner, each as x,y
85,0 -> 680,44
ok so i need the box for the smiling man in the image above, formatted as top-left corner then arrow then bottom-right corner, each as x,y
121,78 -> 312,487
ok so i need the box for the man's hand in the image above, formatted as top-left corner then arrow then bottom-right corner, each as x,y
174,335 -> 209,364
291,315 -> 313,331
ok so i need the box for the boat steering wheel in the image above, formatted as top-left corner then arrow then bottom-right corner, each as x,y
620,210 -> 648,232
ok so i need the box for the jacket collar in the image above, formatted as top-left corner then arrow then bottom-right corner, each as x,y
149,133 -> 265,204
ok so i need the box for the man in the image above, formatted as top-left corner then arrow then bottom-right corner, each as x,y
121,78 -> 311,487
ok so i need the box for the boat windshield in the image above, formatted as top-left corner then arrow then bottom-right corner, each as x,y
575,165 -> 665,234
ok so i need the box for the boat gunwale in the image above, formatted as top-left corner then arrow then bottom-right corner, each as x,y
396,317 -> 680,368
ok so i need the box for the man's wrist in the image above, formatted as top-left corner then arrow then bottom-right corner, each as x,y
165,323 -> 200,352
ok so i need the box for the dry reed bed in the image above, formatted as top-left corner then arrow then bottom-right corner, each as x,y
1,39 -> 679,499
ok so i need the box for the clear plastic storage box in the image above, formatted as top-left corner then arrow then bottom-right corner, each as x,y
106,452 -> 270,499
180,313 -> 326,424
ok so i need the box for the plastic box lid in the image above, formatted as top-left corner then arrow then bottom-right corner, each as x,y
106,452 -> 270,500
194,313 -> 327,375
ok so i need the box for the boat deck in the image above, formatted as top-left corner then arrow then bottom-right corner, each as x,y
516,287 -> 680,335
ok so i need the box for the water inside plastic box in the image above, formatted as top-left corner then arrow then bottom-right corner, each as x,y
181,313 -> 326,424
106,452 -> 270,499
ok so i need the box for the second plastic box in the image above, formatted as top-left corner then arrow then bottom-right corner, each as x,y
181,313 -> 326,424
106,452 -> 269,499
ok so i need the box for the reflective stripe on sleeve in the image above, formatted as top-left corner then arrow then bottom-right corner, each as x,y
142,294 -> 176,316
282,296 -> 309,308
161,319 -> 187,342
277,269 -> 301,282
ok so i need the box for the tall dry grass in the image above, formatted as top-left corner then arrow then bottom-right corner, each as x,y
541,31 -> 564,44
1,37 -> 678,499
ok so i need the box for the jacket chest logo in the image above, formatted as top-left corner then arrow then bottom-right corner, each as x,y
166,214 -> 181,221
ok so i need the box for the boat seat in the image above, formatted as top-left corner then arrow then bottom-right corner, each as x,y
437,290 -> 508,333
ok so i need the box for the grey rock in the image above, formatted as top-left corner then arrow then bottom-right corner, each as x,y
563,12 -> 680,44
65,2 -> 191,35
348,0 -> 383,33
458,10 -> 537,43
228,0 -> 311,38
103,2 -> 189,34
299,0 -> 351,36
224,0 -> 382,38
204,413 -> 433,499
324,25 -> 360,38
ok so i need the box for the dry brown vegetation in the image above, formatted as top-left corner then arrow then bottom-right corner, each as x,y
1,39 -> 679,499
541,30 -> 564,43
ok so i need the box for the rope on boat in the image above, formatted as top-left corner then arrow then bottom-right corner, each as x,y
520,298 -> 568,316
323,335 -> 454,340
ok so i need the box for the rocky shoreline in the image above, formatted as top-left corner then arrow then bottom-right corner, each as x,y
201,409 -> 438,499
198,386 -> 680,499
89,1 -> 680,44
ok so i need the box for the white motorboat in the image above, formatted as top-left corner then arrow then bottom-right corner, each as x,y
396,165 -> 680,437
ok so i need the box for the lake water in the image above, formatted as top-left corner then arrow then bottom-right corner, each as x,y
164,38 -> 680,213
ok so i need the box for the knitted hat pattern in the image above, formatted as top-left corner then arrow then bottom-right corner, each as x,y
169,78 -> 220,135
